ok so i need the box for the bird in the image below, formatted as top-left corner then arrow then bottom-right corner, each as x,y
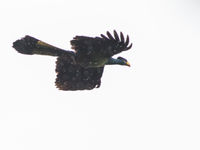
13,30 -> 132,91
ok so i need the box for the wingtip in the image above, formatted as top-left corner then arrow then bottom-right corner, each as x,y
126,43 -> 132,50
113,30 -> 119,41
120,32 -> 124,42
106,31 -> 115,40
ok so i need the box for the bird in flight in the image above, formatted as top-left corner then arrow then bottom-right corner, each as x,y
13,30 -> 132,91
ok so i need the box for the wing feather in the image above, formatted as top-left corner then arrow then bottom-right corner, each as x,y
55,55 -> 104,91
70,30 -> 132,57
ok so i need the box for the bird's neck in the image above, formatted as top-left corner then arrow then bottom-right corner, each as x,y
106,58 -> 122,65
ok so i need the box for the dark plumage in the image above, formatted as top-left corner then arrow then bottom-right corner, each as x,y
56,55 -> 104,90
13,30 -> 132,91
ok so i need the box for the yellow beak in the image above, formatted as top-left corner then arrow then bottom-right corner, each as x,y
126,61 -> 131,67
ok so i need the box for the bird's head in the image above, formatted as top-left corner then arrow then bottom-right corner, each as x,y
117,56 -> 131,67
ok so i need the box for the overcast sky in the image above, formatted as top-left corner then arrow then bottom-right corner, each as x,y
0,0 -> 200,150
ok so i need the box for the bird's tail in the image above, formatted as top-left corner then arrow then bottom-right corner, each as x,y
13,35 -> 68,57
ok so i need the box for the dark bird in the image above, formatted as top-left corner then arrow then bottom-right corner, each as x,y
13,30 -> 132,91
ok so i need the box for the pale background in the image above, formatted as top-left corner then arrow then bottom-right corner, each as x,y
0,0 -> 200,150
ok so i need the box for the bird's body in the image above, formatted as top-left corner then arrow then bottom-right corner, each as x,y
13,30 -> 132,91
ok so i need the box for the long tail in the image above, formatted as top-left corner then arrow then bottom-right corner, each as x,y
13,35 -> 69,56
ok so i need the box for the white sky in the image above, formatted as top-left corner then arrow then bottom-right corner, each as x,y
0,0 -> 200,150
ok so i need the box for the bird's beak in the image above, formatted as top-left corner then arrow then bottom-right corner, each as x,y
126,61 -> 131,67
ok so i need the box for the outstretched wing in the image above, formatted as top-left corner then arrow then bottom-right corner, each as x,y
55,55 -> 104,91
70,30 -> 132,58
